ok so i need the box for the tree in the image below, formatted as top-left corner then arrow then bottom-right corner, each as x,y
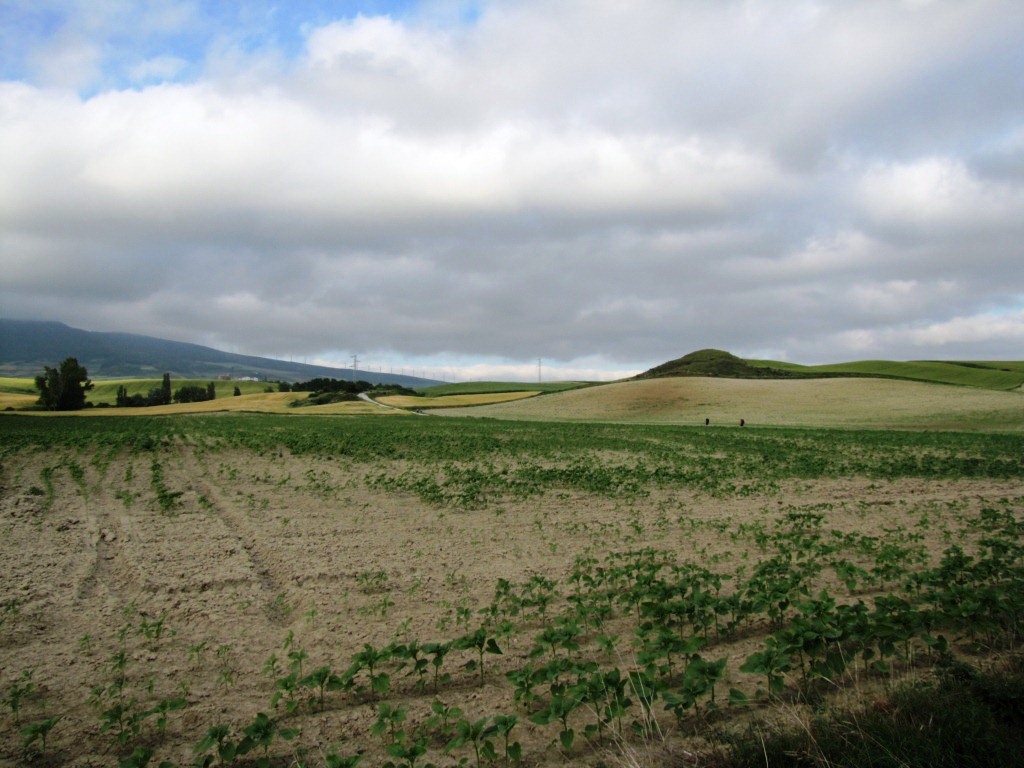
161,373 -> 172,405
173,382 -> 218,404
233,386 -> 241,397
35,358 -> 93,411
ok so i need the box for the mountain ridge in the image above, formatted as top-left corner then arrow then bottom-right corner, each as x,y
0,319 -> 439,386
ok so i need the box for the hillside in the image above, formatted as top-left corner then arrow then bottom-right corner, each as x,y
437,376 -> 1024,431
640,349 -> 1024,391
747,358 -> 1024,391
0,319 -> 439,386
635,349 -> 805,380
418,381 -> 590,396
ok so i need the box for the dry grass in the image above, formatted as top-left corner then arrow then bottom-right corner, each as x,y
0,392 -> 36,410
438,377 -> 1024,430
4,392 -> 407,416
377,391 -> 541,408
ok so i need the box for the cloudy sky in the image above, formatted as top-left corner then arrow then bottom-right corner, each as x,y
2,1 -> 1023,381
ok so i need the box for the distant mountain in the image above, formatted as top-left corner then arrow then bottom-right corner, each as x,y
0,319 -> 440,387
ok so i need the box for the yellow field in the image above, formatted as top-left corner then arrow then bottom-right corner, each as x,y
437,376 -> 1024,430
0,376 -> 37,392
5,375 -> 1023,429
0,392 -> 36,409
0,384 -> 536,416
377,391 -> 541,408
3,392 -> 406,416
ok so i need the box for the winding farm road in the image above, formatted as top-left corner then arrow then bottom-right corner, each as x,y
357,391 -> 428,414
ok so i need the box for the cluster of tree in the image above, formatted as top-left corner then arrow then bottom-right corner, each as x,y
116,373 -> 172,407
288,378 -> 420,408
115,375 -> 220,406
173,382 -> 218,403
34,358 -> 93,411
33,361 -> 418,413
290,378 -> 376,394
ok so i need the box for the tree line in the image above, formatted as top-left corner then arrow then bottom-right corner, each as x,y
34,358 -> 234,411
32,359 -> 418,411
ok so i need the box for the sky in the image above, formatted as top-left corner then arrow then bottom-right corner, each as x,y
2,0 -> 1023,382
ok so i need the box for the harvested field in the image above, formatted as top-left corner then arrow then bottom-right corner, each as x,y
439,376 -> 1024,430
377,392 -> 541,409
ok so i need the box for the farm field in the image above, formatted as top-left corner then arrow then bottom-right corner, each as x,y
746,359 -> 1024,391
0,378 -> 543,416
377,392 -> 541,409
2,391 -> 400,417
439,376 -> 1024,431
418,383 -> 590,397
2,414 -> 1023,767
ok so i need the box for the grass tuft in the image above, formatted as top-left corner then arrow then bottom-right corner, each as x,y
722,657 -> 1024,768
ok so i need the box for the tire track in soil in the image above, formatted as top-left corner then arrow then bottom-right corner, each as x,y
177,452 -> 294,626
73,455 -> 153,608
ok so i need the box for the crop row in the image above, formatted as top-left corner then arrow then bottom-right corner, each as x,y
3,415 -> 1023,494
5,487 -> 1022,767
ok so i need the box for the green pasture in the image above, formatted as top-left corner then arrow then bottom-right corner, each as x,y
0,377 -> 38,394
87,378 -> 275,404
749,358 -> 1024,390
0,376 -> 276,405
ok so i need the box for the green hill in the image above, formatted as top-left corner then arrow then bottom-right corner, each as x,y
747,359 -> 1024,391
635,349 -> 803,380
641,350 -> 1024,391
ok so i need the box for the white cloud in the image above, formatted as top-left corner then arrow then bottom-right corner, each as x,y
834,309 -> 1024,357
907,310 -> 1024,347
858,157 -> 1024,234
128,55 -> 189,84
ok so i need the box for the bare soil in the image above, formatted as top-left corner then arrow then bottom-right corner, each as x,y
0,441 -> 1019,767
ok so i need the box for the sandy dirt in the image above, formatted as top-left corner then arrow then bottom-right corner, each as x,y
0,437 -> 1020,767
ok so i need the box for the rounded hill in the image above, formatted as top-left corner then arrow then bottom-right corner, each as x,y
635,349 -> 798,380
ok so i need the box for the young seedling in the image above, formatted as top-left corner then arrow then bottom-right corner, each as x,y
5,669 -> 36,724
346,643 -> 394,699
325,753 -> 364,768
301,666 -> 344,712
239,712 -> 298,768
488,714 -> 522,766
20,715 -> 61,761
188,641 -> 209,667
370,702 -> 407,746
444,716 -> 494,768
740,639 -> 793,700
423,642 -> 452,692
453,628 -> 502,685
194,723 -> 241,766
